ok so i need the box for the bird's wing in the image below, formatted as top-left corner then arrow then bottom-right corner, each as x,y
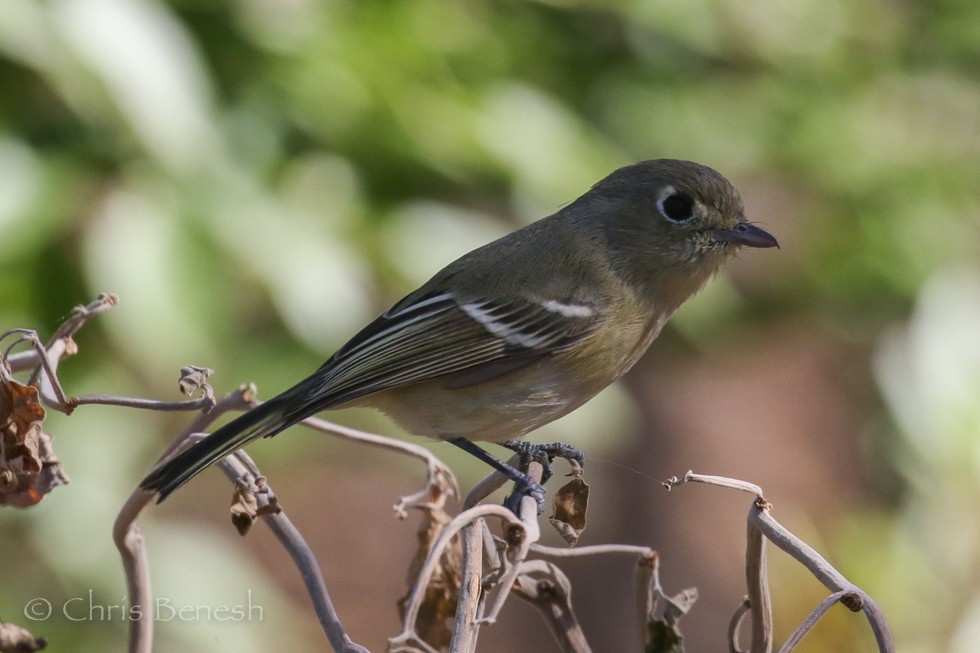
306,291 -> 600,407
141,291 -> 600,499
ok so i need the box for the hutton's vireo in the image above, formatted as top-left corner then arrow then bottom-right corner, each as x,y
142,159 -> 777,503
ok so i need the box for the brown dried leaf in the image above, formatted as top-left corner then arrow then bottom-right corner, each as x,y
230,481 -> 259,536
549,477 -> 589,546
1,379 -> 46,444
0,380 -> 66,508
397,508 -> 461,650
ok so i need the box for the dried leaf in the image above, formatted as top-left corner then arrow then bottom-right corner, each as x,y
549,477 -> 589,546
663,587 -> 698,623
230,482 -> 259,536
0,380 -> 67,508
177,365 -> 214,397
0,620 -> 47,652
397,508 -> 461,650
1,379 -> 46,446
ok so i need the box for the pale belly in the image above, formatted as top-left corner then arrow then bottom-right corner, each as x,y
368,369 -> 591,442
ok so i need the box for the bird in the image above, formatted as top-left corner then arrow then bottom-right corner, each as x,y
141,159 -> 777,509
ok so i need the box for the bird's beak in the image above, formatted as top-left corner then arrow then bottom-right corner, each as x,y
714,223 -> 779,249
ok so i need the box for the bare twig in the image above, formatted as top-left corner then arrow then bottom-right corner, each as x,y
636,551 -> 658,648
473,461 -> 542,626
533,539 -> 666,649
444,454 -> 529,651
531,543 -> 655,559
745,500 -> 772,653
450,455 -> 530,649
749,507 -> 848,597
216,452 -> 370,653
125,376 -> 468,653
57,363 -> 217,414
114,390 -> 254,653
749,507 -> 895,653
112,490 -> 155,653
47,293 -> 120,342
512,559 -> 591,653
449,521 -> 485,653
70,393 -> 217,411
394,505 -> 525,628
776,590 -> 849,653
2,328 -> 74,409
728,598 -> 751,653
3,294 -> 118,374
666,470 -> 896,653
120,386 -> 371,653
2,297 -> 218,418
22,294 -> 118,405
663,470 -> 763,496
392,500 -> 531,651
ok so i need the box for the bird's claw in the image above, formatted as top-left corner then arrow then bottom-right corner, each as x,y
504,475 -> 547,516
501,440 -> 585,484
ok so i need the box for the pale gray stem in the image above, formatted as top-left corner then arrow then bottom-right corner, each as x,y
728,597 -> 751,653
776,591 -> 847,653
750,508 -> 895,653
512,559 -> 591,653
449,522 -> 485,653
112,490 -> 156,653
745,509 -> 772,653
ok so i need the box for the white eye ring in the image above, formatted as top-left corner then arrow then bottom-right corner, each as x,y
656,188 -> 696,223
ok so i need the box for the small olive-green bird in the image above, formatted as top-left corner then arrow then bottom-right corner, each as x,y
141,159 -> 777,505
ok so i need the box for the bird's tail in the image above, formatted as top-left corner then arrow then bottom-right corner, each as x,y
140,383 -> 312,501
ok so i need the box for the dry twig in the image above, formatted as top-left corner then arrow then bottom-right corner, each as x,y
665,470 -> 896,653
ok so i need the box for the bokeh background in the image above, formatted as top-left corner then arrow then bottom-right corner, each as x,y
1,0 -> 979,651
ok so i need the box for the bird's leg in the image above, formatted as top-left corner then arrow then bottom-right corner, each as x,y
500,440 -> 585,484
449,438 -> 546,515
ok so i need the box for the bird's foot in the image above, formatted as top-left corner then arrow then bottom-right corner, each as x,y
503,473 -> 547,516
500,440 -> 585,484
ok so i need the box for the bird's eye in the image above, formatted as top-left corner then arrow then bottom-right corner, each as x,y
657,193 -> 695,223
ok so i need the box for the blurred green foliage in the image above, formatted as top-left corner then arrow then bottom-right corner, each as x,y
0,0 -> 978,651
